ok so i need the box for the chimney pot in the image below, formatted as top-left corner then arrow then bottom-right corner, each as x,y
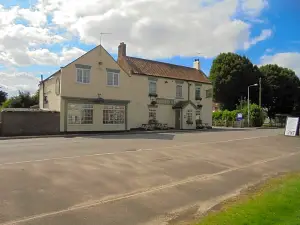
193,59 -> 201,70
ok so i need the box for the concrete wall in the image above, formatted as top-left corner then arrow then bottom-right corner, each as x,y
40,73 -> 61,111
0,111 -> 60,136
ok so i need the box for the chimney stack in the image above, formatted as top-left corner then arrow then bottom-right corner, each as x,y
118,42 -> 126,60
193,59 -> 200,70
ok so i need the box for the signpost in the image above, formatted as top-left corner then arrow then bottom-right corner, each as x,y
284,117 -> 300,137
237,113 -> 243,122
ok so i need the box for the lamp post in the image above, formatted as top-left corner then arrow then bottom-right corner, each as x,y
248,83 -> 258,127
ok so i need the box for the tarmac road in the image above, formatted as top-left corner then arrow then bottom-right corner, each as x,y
0,129 -> 299,225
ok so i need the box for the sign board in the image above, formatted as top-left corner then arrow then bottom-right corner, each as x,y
284,117 -> 300,137
236,113 -> 243,121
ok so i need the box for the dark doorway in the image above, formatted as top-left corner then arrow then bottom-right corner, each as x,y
175,110 -> 181,129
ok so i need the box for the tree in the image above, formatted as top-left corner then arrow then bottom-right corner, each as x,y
1,91 -> 39,109
259,64 -> 300,118
0,89 -> 8,106
210,53 -> 261,110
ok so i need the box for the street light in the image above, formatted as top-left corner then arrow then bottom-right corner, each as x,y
248,83 -> 258,127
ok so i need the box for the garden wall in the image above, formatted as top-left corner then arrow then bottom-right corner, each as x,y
0,109 -> 60,136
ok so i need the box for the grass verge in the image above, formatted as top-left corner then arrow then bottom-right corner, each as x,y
195,173 -> 300,225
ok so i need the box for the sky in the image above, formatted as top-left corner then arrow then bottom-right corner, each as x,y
0,0 -> 299,96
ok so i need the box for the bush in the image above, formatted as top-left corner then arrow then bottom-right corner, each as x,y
213,111 -> 223,120
212,104 -> 265,128
250,104 -> 265,127
222,110 -> 231,121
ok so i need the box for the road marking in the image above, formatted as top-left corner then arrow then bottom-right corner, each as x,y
1,149 -> 299,225
0,135 -> 274,167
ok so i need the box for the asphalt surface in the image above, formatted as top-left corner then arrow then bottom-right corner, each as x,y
0,129 -> 299,225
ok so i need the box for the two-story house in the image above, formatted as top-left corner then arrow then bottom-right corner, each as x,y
39,43 -> 212,132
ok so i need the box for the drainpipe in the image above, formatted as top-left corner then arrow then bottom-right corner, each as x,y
41,75 -> 44,108
187,81 -> 190,101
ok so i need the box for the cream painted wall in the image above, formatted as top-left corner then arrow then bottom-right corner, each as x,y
61,46 -> 132,101
189,83 -> 213,126
39,73 -> 61,111
182,104 -> 197,130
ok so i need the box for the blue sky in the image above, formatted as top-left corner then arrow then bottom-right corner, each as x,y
0,0 -> 300,95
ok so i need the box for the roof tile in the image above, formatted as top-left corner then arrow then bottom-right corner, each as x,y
118,56 -> 211,84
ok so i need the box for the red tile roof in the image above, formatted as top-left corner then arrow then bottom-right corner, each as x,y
118,56 -> 211,84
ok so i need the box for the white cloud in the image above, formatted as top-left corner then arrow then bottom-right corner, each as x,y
0,72 -> 40,96
37,0 -> 270,58
241,0 -> 268,16
17,8 -> 47,27
0,0 -> 270,96
60,47 -> 87,65
244,29 -> 272,49
260,52 -> 300,77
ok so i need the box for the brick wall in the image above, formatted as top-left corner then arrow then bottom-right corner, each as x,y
0,110 -> 60,136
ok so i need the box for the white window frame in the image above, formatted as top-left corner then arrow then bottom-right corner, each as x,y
187,109 -> 193,121
176,84 -> 183,98
149,108 -> 157,120
76,68 -> 91,84
103,105 -> 125,125
68,103 -> 94,125
107,72 -> 120,87
149,80 -> 157,95
195,86 -> 201,99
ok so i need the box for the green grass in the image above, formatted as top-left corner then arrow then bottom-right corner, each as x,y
195,173 -> 300,225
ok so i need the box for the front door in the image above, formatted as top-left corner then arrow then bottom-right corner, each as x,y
175,110 -> 181,129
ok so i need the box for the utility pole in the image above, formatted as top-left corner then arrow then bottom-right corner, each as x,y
259,77 -> 262,108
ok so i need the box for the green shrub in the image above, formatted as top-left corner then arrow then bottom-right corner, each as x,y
213,111 -> 223,120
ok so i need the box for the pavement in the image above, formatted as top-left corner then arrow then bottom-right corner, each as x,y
0,129 -> 299,225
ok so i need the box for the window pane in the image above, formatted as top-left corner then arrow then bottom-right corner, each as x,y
176,85 -> 182,98
84,70 -> 90,83
103,105 -> 125,124
68,103 -> 93,125
149,81 -> 156,94
113,73 -> 119,86
187,110 -> 193,121
77,69 -> 83,82
149,109 -> 156,120
195,87 -> 201,99
107,72 -> 114,86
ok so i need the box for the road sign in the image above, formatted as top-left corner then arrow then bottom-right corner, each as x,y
236,113 -> 243,121
285,117 -> 299,137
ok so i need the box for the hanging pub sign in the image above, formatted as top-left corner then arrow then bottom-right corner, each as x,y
284,117 -> 300,137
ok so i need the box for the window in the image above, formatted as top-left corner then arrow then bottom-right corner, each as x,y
55,78 -> 60,95
176,84 -> 183,98
68,104 -> 93,125
107,72 -> 119,86
196,110 -> 201,120
149,81 -> 157,94
206,88 -> 213,98
195,86 -> 201,100
187,109 -> 193,121
103,105 -> 125,124
149,108 -> 157,120
77,68 -> 90,84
